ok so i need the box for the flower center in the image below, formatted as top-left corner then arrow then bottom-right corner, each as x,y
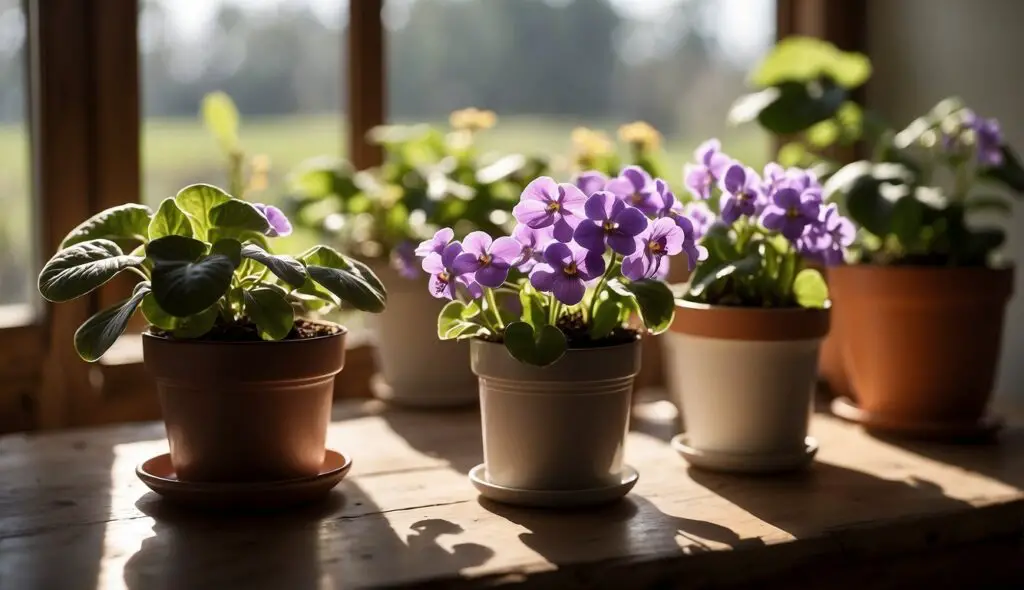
630,193 -> 644,204
648,241 -> 664,254
602,220 -> 617,232
786,207 -> 801,218
564,262 -> 579,276
480,253 -> 492,265
546,201 -> 561,213
433,271 -> 451,294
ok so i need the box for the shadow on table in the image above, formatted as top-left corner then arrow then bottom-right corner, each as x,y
686,460 -> 973,539
379,405 -> 483,475
479,493 -> 763,569
124,478 -> 493,589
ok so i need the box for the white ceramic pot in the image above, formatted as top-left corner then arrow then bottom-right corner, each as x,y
666,301 -> 829,458
367,264 -> 477,408
471,338 -> 641,491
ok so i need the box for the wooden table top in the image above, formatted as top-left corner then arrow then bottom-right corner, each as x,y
2,398 -> 1023,590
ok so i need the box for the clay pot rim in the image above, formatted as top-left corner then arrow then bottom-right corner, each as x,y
670,300 -> 830,341
831,262 -> 1015,273
471,332 -> 641,352
142,319 -> 348,346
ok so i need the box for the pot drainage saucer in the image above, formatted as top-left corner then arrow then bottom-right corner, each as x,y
371,374 -> 479,409
671,434 -> 818,474
831,396 -> 1003,441
136,450 -> 352,509
469,464 -> 638,509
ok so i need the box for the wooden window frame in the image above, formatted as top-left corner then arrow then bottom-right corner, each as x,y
2,0 -> 866,433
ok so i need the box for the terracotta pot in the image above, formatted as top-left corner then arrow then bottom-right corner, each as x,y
367,264 -> 477,408
666,302 -> 829,457
143,324 -> 346,483
817,267 -> 851,399
829,265 -> 1013,425
470,338 -> 640,491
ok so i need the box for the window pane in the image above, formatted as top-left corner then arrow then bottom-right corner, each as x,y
0,0 -> 30,312
139,0 -> 344,247
387,0 -> 775,168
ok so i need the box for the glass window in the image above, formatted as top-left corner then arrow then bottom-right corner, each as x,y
0,0 -> 31,314
386,0 -> 775,170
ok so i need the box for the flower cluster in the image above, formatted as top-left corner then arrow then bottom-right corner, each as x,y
682,139 -> 854,307
416,169 -> 702,307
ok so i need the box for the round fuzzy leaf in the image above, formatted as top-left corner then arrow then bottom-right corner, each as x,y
518,282 -> 548,329
590,294 -> 623,339
60,203 -> 152,251
757,81 -> 848,136
146,235 -> 208,264
38,239 -> 144,302
210,238 -> 243,268
148,197 -> 193,240
174,184 -> 232,240
151,253 -> 237,317
305,266 -> 386,313
201,91 -> 240,151
209,199 -> 272,234
614,278 -> 676,335
502,322 -> 567,367
890,195 -> 924,247
243,287 -> 294,340
727,88 -> 780,126
74,283 -> 150,362
980,145 -> 1024,194
240,243 -> 307,287
793,268 -> 829,309
438,300 -> 488,340
141,293 -> 177,330
345,256 -> 387,300
141,294 -> 218,338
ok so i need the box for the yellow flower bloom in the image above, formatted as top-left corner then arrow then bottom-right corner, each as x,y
571,127 -> 613,158
449,107 -> 497,132
618,121 -> 661,151
247,154 -> 271,192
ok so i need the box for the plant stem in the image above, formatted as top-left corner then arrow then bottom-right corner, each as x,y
549,298 -> 561,326
588,253 -> 619,322
484,288 -> 504,332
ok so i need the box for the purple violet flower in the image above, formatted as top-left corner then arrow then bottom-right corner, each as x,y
761,183 -> 822,241
512,223 -> 553,272
458,275 -> 484,299
605,166 -> 663,216
512,176 -> 587,242
970,114 -> 1004,167
573,190 -> 649,255
391,241 -> 420,279
800,203 -> 856,266
253,203 -> 292,237
684,139 -> 732,200
622,218 -> 685,280
415,227 -> 454,257
574,170 -> 609,197
421,242 -> 464,300
683,201 -> 715,240
452,231 -> 521,288
529,242 -> 606,306
719,164 -> 764,224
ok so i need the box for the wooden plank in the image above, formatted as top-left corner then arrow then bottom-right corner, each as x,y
1,402 -> 1023,588
347,0 -> 385,169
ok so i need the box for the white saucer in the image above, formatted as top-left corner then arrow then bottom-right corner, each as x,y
671,434 -> 818,474
468,464 -> 639,508
371,374 -> 479,409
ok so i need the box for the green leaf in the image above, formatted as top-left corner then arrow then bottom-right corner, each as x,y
502,321 -> 567,367
687,254 -> 761,299
777,142 -> 809,167
38,239 -> 144,302
519,282 -> 548,329
148,197 -> 194,240
209,199 -> 272,234
590,294 -> 622,339
60,203 -> 152,251
201,91 -> 240,151
210,238 -> 242,268
609,278 -> 676,335
793,268 -> 829,308
300,245 -> 386,312
727,88 -> 781,126
980,146 -> 1024,194
174,183 -> 232,240
240,243 -> 307,287
141,294 -> 217,338
778,252 -> 798,299
752,36 -> 871,89
438,300 -> 489,340
243,287 -> 295,341
890,195 -> 924,247
150,238 -> 238,317
141,293 -> 177,330
756,81 -> 848,135
74,283 -> 150,362
965,195 -> 1013,214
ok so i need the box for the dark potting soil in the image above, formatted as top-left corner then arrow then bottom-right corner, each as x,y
149,318 -> 341,342
479,309 -> 639,349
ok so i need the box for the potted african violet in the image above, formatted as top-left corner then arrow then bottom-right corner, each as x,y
288,108 -> 549,408
414,172 -> 697,507
664,140 -> 853,474
38,183 -> 386,485
825,99 -> 1023,438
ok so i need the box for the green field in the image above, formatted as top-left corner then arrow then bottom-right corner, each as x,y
0,114 -> 769,305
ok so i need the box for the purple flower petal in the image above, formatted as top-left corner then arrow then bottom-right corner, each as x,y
440,241 -> 463,268
542,241 -> 573,268
603,176 -> 634,200
458,276 -> 483,299
461,231 -> 492,257
621,166 -> 652,193
520,176 -> 559,203
579,248 -> 607,280
552,217 -> 576,242
695,139 -> 721,164
584,191 -> 619,222
475,263 -> 509,288
529,266 -> 557,292
513,199 -> 553,229
621,253 -> 648,281
607,232 -> 638,255
722,164 -> 746,194
773,187 -> 801,209
453,252 -> 483,275
551,275 -> 586,306
684,165 -> 712,200
421,252 -> 445,274
616,206 -> 649,237
574,171 -> 609,197
490,236 -> 523,263
428,273 -> 456,300
573,221 -> 607,253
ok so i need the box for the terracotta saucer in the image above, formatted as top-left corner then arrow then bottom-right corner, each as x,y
468,464 -> 639,509
830,397 -> 1003,441
371,374 -> 479,409
671,434 -> 818,474
136,450 -> 352,508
